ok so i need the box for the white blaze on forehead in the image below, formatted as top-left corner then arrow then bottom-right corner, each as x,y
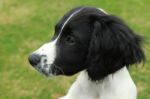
60,7 -> 107,35
56,8 -> 84,41
56,7 -> 107,41
98,8 -> 108,14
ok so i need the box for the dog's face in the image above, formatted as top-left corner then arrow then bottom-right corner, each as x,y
28,7 -> 144,80
28,7 -> 96,76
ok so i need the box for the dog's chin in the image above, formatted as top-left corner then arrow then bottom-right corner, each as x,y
34,63 -> 62,77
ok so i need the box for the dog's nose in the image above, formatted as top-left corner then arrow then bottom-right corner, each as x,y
28,54 -> 41,66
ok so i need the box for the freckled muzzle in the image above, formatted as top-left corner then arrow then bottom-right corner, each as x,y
28,54 -> 50,76
28,40 -> 60,76
28,54 -> 62,76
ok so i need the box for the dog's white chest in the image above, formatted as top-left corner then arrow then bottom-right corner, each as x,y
59,67 -> 137,99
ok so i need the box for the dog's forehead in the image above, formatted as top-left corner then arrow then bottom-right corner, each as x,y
55,7 -> 83,33
55,7 -> 107,34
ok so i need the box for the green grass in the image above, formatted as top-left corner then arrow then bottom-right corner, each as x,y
0,0 -> 150,99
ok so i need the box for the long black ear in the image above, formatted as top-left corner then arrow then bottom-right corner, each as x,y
86,15 -> 145,81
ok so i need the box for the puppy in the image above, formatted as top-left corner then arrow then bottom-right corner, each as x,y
28,6 -> 145,99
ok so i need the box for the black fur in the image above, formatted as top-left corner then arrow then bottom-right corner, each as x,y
50,6 -> 145,80
86,15 -> 145,80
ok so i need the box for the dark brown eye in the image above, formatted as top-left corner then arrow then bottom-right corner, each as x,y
65,35 -> 76,45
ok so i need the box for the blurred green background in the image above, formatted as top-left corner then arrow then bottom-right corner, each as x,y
0,0 -> 150,99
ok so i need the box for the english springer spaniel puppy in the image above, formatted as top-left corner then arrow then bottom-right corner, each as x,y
28,6 -> 145,99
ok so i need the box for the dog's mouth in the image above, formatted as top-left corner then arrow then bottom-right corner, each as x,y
29,53 -> 64,77
34,61 -> 64,77
34,63 -> 52,76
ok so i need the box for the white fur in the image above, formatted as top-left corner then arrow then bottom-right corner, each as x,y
98,8 -> 108,14
34,40 -> 56,64
34,40 -> 57,75
59,67 -> 137,99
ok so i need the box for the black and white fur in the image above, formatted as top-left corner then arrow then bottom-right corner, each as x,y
28,6 -> 145,99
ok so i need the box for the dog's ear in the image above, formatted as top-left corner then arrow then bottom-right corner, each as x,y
86,15 -> 145,80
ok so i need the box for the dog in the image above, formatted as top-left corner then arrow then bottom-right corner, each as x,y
28,6 -> 145,99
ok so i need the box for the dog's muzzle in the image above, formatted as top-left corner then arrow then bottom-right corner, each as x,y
28,53 -> 59,76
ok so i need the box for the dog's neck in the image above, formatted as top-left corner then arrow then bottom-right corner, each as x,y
61,67 -> 137,99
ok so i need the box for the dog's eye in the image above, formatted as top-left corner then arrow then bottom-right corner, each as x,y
65,35 -> 76,45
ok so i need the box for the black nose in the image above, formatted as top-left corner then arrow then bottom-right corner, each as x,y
28,54 -> 41,66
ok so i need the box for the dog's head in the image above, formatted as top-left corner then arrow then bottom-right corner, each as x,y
28,7 -> 145,80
